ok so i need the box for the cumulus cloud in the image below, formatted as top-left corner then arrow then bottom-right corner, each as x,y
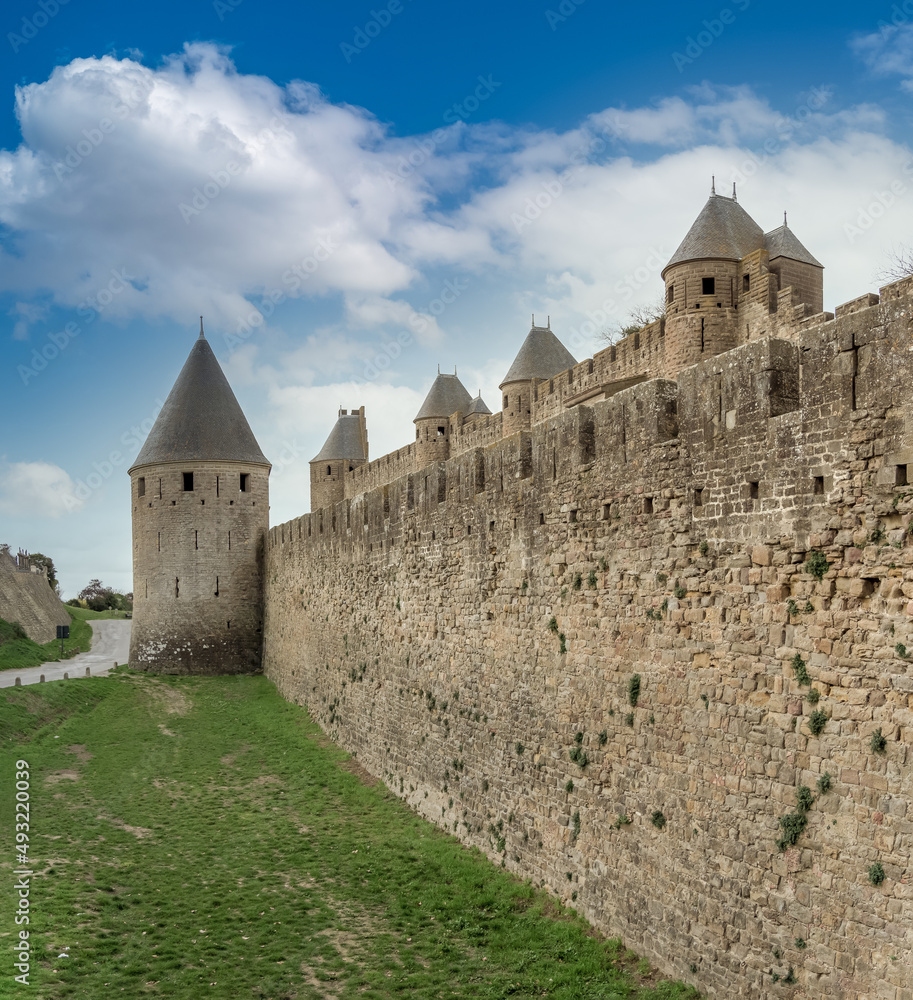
2,46 -> 912,364
0,462 -> 83,517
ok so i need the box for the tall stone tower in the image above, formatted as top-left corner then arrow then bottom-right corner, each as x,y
309,406 -> 368,511
413,370 -> 472,469
500,318 -> 576,437
127,324 -> 271,674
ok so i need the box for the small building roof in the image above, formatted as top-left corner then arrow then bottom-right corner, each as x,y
500,324 -> 577,386
763,223 -> 823,268
467,393 -> 491,415
311,412 -> 368,463
414,372 -> 473,422
129,325 -> 270,472
663,192 -> 764,274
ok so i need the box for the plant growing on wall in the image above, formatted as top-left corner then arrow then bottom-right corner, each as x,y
651,810 -> 666,829
628,674 -> 641,708
791,653 -> 811,686
804,550 -> 830,581
870,728 -> 887,754
807,710 -> 828,737
869,862 -> 886,886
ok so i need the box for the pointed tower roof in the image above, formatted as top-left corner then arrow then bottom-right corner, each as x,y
663,192 -> 765,275
311,410 -> 368,463
129,324 -> 269,472
467,393 -> 491,416
763,223 -> 822,268
414,372 -> 472,422
500,322 -> 577,386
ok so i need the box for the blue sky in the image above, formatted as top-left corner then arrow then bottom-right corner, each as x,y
2,0 -> 913,596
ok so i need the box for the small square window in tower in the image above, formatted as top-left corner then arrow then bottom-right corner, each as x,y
183,472 -> 194,491
240,473 -> 250,492
137,477 -> 146,497
702,277 -> 715,296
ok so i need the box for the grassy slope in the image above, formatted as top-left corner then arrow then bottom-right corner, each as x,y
0,673 -> 700,1000
0,607 -> 129,673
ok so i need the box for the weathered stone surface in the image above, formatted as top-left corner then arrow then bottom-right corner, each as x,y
263,279 -> 913,999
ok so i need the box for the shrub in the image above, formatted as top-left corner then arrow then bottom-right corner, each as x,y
796,785 -> 814,813
896,643 -> 909,659
625,712 -> 634,727
613,813 -> 631,829
699,540 -> 709,556
806,688 -> 821,705
869,862 -> 886,886
674,585 -> 687,599
651,810 -> 666,830
776,811 -> 808,851
565,779 -> 574,793
870,728 -> 887,754
587,570 -> 597,589
547,616 -> 559,634
816,772 -> 832,795
571,811 -> 581,839
791,653 -> 811,686
598,729 -> 608,746
573,573 -> 582,591
807,710 -> 828,737
804,550 -> 830,581
628,674 -> 641,708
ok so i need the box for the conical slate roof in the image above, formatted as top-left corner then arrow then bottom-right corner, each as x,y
129,327 -> 269,472
501,325 -> 577,386
663,193 -> 764,274
311,413 -> 367,463
414,372 -> 472,422
467,393 -> 491,415
764,224 -> 822,268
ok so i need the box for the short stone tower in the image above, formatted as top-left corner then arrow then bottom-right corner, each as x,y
662,184 -> 822,375
309,407 -> 368,511
413,370 -> 472,469
500,318 -> 576,437
128,324 -> 271,674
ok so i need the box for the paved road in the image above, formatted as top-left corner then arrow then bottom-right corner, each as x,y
0,620 -> 132,688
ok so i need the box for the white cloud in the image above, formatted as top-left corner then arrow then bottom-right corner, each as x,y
853,23 -> 913,91
0,461 -> 83,518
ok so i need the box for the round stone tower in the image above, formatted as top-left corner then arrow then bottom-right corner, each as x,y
413,370 -> 472,469
499,318 -> 576,437
127,323 -> 271,674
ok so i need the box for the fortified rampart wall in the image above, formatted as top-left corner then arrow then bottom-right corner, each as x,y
264,277 -> 913,999
0,550 -> 70,644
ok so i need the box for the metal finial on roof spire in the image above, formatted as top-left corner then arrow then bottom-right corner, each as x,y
531,313 -> 535,327
711,175 -> 716,195
784,210 -> 788,226
547,315 -> 551,329
199,316 -> 205,339
437,364 -> 440,374
732,182 -> 737,201
454,366 -> 457,376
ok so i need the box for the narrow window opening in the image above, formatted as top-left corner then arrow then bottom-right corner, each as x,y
449,526 -> 454,538
144,580 -> 147,598
552,449 -> 557,480
700,317 -> 705,353
702,277 -> 715,295
896,465 -> 909,487
175,577 -> 179,598
437,426 -> 446,437
138,477 -> 146,497
157,531 -> 161,551
569,509 -> 578,523
742,274 -> 750,292
467,524 -> 472,535
194,530 -> 198,550
513,517 -> 518,529
610,345 -> 617,362
540,512 -> 546,525
694,488 -> 704,506
240,473 -> 250,492
215,576 -> 219,597
503,395 -> 508,408
183,471 -> 194,491
634,332 -> 641,350
432,530 -> 436,540
490,520 -> 495,532
327,465 -> 332,476
157,478 -> 162,498
228,530 -> 231,550
227,620 -> 230,629
749,480 -> 759,501
601,504 -> 610,520
349,465 -> 353,472
643,497 -> 653,514
666,283 -> 674,303
813,476 -> 825,495
216,475 -> 219,497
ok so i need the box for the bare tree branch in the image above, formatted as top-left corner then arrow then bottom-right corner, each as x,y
598,297 -> 666,345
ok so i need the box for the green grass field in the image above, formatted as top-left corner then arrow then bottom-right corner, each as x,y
0,672 -> 700,999
0,607 -> 130,673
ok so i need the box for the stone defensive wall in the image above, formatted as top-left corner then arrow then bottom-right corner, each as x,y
263,276 -> 913,999
0,550 -> 70,644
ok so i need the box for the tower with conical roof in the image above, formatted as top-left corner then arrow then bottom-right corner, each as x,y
500,317 -> 576,437
413,370 -> 472,469
309,406 -> 368,510
661,184 -> 822,375
127,323 -> 271,674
